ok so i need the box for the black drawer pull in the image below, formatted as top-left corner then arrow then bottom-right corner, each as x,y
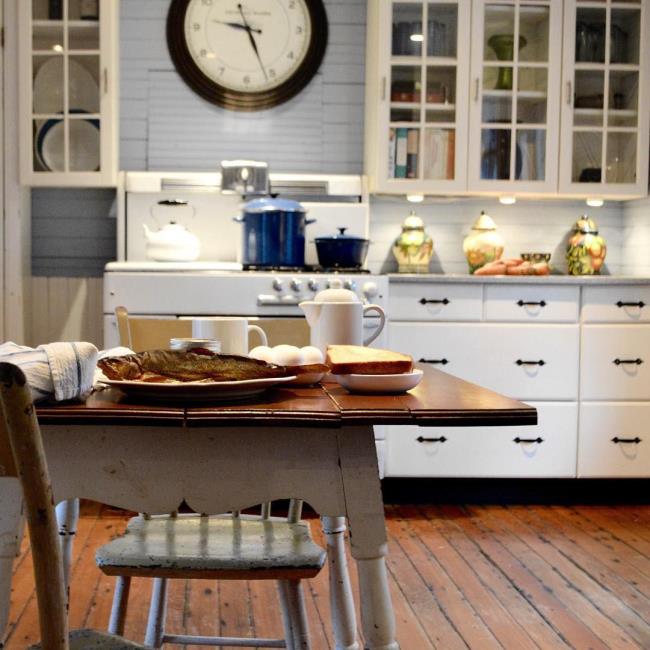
157,199 -> 188,206
419,298 -> 450,305
613,358 -> 643,366
616,301 -> 645,308
513,437 -> 544,444
419,358 -> 448,365
417,436 -> 447,443
612,436 -> 642,444
517,300 -> 547,307
516,359 -> 546,366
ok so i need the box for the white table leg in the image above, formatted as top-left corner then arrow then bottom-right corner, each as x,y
55,498 -> 79,590
0,478 -> 23,645
321,516 -> 359,650
336,427 -> 398,650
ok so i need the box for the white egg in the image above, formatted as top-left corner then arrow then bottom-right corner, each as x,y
249,346 -> 274,363
272,344 -> 305,366
300,346 -> 325,364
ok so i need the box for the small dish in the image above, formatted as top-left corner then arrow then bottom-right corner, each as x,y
520,252 -> 551,263
331,369 -> 423,394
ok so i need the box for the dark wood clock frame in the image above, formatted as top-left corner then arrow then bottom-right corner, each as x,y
167,0 -> 328,112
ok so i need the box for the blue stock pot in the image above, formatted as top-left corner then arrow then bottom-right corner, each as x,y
234,197 -> 315,267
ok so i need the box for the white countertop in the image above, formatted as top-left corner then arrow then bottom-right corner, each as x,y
388,274 -> 650,285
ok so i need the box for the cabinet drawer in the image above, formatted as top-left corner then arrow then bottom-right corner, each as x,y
578,403 -> 650,477
388,283 -> 483,321
580,325 -> 650,400
485,285 -> 579,322
389,323 -> 579,400
385,402 -> 577,478
582,286 -> 650,323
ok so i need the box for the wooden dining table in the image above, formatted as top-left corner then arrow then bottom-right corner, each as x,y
0,365 -> 536,649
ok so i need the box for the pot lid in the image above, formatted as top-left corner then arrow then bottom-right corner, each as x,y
313,278 -> 361,303
471,210 -> 498,231
243,197 -> 306,213
403,211 -> 424,230
574,215 -> 599,234
315,227 -> 367,242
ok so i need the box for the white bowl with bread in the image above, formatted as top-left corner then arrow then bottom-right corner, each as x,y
326,345 -> 423,394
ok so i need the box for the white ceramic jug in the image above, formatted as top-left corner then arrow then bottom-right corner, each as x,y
299,280 -> 386,354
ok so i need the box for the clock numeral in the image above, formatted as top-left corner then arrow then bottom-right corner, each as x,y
218,66 -> 225,76
243,75 -> 251,84
192,23 -> 200,31
288,0 -> 296,8
269,69 -> 276,78
201,0 -> 213,5
288,51 -> 294,59
200,49 -> 207,57
296,26 -> 303,34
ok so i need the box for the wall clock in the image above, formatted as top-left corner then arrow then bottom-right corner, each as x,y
167,0 -> 328,111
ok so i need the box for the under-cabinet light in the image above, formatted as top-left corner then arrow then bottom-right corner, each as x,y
499,195 -> 517,205
52,44 -> 63,52
586,198 -> 604,207
406,193 -> 424,203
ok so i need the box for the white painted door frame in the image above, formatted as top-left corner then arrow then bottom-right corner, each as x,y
2,0 -> 29,344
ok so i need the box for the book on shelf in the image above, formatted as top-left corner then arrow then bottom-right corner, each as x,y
423,129 -> 455,180
388,128 -> 396,178
394,128 -> 408,178
406,129 -> 419,178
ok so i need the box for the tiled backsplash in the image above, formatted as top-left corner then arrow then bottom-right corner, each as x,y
621,197 -> 650,277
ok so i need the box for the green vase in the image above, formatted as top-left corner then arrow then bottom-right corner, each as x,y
488,34 -> 527,90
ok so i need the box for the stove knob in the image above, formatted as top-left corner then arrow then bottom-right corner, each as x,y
328,278 -> 344,290
343,279 -> 357,291
290,278 -> 303,292
362,281 -> 379,299
272,278 -> 284,292
308,279 -> 320,292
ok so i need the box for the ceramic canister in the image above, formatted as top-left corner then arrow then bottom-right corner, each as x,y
463,211 -> 505,274
392,211 -> 434,273
566,215 -> 607,275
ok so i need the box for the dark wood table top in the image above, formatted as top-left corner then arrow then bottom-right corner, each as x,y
36,365 -> 536,429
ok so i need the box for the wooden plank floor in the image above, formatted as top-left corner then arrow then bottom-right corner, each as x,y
4,502 -> 650,649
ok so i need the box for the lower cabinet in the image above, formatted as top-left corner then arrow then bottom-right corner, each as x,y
385,402 -> 578,478
578,403 -> 650,477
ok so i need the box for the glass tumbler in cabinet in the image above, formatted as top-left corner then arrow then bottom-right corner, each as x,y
365,0 -> 470,194
468,0 -> 562,195
559,0 -> 649,198
19,0 -> 118,186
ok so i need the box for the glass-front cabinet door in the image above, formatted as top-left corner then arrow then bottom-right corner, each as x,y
468,0 -> 562,194
559,0 -> 649,197
365,0 -> 471,193
19,0 -> 118,186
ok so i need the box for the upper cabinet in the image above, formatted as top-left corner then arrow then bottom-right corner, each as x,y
559,0 -> 650,198
19,0 -> 118,187
365,0 -> 650,199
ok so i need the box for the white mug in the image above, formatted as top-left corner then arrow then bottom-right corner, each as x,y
192,317 -> 267,355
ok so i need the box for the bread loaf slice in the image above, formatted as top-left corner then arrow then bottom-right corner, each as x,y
326,345 -> 413,375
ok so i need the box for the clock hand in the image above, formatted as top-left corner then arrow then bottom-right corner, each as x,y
237,3 -> 268,81
212,20 -> 262,34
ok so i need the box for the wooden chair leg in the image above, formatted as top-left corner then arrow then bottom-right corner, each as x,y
277,580 -> 296,650
322,516 -> 359,650
144,577 -> 168,648
283,579 -> 311,650
108,576 -> 131,636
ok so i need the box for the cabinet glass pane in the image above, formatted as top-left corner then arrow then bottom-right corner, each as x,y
427,3 -> 457,57
481,128 -> 511,180
33,24 -> 64,51
33,55 -> 64,113
516,129 -> 545,180
388,127 -> 420,179
575,8 -> 606,63
609,70 -> 638,127
484,5 -> 515,62
68,0 -> 100,21
574,70 -> 605,128
482,93 -> 511,123
69,22 -> 99,50
519,5 -> 550,63
33,118 -> 50,171
610,9 -> 640,64
390,107 -> 420,122
606,132 -> 635,183
423,128 -> 455,179
518,68 -> 547,123
34,0 -> 60,20
572,131 -> 602,183
68,115 -> 101,171
392,3 -> 423,57
426,66 -> 455,105
69,55 -> 100,114
483,65 -> 514,92
391,65 -> 421,103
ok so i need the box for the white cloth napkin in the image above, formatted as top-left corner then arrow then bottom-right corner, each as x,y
0,341 -> 99,402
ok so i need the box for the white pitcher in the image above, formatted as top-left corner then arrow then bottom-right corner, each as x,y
299,280 -> 386,354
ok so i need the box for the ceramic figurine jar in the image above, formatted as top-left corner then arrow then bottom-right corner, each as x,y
463,211 -> 505,274
392,211 -> 434,273
567,215 -> 607,275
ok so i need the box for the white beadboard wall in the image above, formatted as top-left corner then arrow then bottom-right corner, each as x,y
621,197 -> 650,276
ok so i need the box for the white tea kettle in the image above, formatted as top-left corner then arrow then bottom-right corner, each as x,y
299,279 -> 386,354
143,222 -> 201,262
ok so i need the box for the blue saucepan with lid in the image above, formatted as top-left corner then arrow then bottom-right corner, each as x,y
234,197 -> 315,267
314,227 -> 370,269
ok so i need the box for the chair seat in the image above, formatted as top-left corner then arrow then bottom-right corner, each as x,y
96,514 -> 326,580
31,629 -> 146,649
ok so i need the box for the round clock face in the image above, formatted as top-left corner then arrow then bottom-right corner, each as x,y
167,0 -> 328,111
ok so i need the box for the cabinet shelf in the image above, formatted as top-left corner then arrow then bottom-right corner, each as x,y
391,56 -> 457,66
391,102 -> 456,111
482,90 -> 547,99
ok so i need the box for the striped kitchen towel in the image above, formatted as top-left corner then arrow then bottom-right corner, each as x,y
0,341 -> 98,402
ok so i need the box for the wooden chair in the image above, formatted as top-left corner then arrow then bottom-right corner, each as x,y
0,362 -> 145,650
96,307 -> 333,649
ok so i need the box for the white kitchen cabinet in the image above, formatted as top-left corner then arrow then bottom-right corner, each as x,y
578,403 -> 650,477
18,0 -> 119,187
484,285 -> 580,322
388,282 -> 483,321
386,402 -> 578,478
582,285 -> 650,323
559,0 -> 650,198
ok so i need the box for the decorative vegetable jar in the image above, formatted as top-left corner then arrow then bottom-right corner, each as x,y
392,211 -> 434,273
463,211 -> 505,274
567,215 -> 607,275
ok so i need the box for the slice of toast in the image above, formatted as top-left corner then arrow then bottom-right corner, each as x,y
326,345 -> 413,375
